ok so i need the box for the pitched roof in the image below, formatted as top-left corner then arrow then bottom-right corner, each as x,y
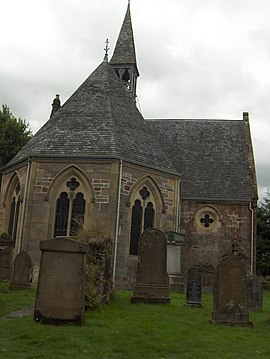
147,118 -> 255,201
8,61 -> 177,175
110,2 -> 139,75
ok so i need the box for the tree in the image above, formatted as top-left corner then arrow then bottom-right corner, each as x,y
256,190 -> 270,277
0,104 -> 32,187
0,104 -> 32,168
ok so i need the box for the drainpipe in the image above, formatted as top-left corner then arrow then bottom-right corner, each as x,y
175,179 -> 181,232
113,159 -> 123,284
18,158 -> 31,253
249,202 -> 254,275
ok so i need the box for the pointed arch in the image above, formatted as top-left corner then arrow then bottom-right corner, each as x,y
128,175 -> 165,255
4,172 -> 21,242
3,171 -> 22,205
46,165 -> 94,202
46,165 -> 93,238
127,175 -> 166,212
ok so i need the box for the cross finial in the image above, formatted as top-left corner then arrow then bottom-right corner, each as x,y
103,38 -> 110,62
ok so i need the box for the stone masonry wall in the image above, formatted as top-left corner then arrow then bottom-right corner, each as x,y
180,200 -> 253,276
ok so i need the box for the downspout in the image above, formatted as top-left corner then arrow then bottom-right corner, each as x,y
113,159 -> 123,284
249,202 -> 254,275
18,157 -> 31,252
175,179 -> 181,232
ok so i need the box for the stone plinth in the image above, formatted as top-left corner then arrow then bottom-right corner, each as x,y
131,228 -> 170,304
34,238 -> 89,325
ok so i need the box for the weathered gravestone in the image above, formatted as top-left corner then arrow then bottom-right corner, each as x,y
0,232 -> 14,280
186,268 -> 202,307
211,243 -> 253,327
197,263 -> 214,293
131,228 -> 170,304
34,238 -> 89,325
10,250 -> 32,290
247,274 -> 263,311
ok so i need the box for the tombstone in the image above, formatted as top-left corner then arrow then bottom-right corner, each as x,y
165,231 -> 185,292
34,238 -> 89,325
247,274 -> 263,311
197,264 -> 214,293
0,232 -> 15,280
131,228 -> 170,304
211,244 -> 253,327
186,268 -> 202,307
10,250 -> 32,290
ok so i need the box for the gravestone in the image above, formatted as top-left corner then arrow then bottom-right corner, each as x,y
10,250 -> 32,290
34,238 -> 89,325
197,264 -> 214,293
211,244 -> 252,327
131,228 -> 170,304
186,268 -> 202,307
0,232 -> 14,280
247,274 -> 263,311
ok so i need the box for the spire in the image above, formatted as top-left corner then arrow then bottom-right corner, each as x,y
110,1 -> 139,99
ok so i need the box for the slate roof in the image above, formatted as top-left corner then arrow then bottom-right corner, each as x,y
147,118 -> 255,201
6,4 -> 256,203
110,2 -> 139,75
8,61 -> 177,175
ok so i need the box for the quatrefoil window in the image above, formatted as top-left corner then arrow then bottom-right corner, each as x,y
195,206 -> 220,232
200,214 -> 214,227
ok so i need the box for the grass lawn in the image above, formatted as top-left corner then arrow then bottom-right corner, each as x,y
0,281 -> 270,359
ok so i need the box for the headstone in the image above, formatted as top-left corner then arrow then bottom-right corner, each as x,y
34,238 -> 89,325
197,264 -> 214,293
186,268 -> 202,307
165,231 -> 185,292
10,250 -> 32,290
211,244 -> 253,327
0,232 -> 15,280
247,274 -> 263,311
131,228 -> 170,304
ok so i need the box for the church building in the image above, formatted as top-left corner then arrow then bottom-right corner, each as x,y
0,3 -> 257,289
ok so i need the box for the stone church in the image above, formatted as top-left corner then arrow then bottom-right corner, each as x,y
0,3 -> 257,289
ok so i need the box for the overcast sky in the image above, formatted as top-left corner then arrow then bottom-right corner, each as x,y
0,0 -> 269,201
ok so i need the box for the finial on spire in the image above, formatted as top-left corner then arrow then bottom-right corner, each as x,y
103,38 -> 110,62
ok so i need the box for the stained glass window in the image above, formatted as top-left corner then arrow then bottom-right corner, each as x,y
8,197 -> 16,238
129,199 -> 143,255
144,202 -> 155,230
54,192 -> 70,237
70,192 -> 86,235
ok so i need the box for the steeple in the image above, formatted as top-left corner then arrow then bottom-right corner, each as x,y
110,1 -> 139,99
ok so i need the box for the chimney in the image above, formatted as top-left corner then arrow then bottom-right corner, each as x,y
243,112 -> 249,122
50,94 -> 61,118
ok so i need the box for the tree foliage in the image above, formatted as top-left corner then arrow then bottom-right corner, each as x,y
256,190 -> 270,277
0,104 -> 32,168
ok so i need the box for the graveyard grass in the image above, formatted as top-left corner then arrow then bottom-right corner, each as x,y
0,282 -> 270,359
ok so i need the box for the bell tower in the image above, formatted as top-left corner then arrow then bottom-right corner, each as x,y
110,2 -> 139,99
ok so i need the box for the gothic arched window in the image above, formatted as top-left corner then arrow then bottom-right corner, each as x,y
129,187 -> 156,255
70,192 -> 86,236
53,178 -> 86,237
7,181 -> 21,242
54,192 -> 70,237
144,202 -> 155,230
129,199 -> 143,255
